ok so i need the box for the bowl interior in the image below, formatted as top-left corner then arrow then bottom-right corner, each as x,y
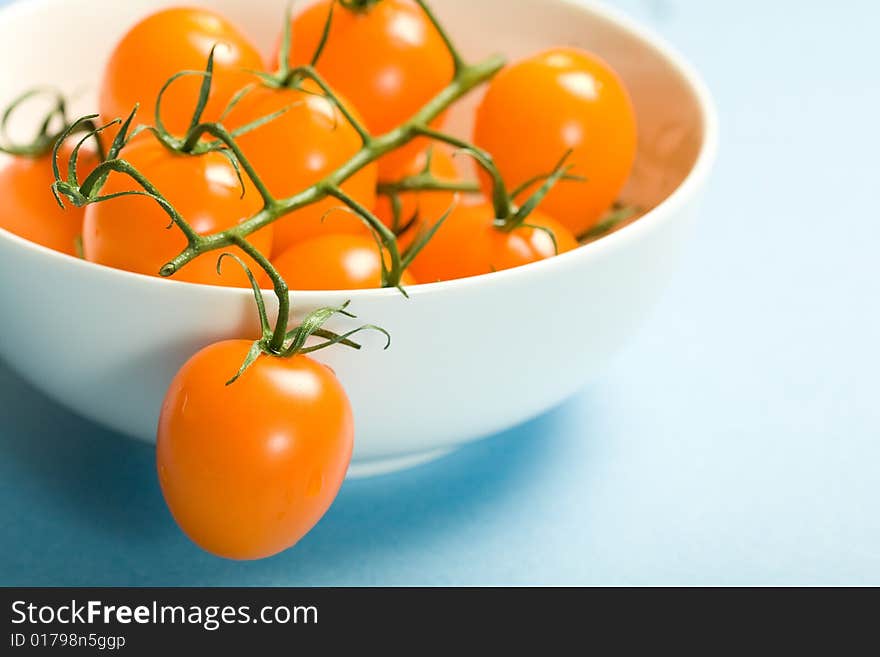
0,0 -> 707,230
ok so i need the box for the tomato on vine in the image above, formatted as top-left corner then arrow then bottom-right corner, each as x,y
224,81 -> 378,255
0,141 -> 98,256
81,136 -> 273,288
157,339 -> 353,560
152,241 -> 395,560
99,7 -> 263,135
408,201 -> 577,283
273,233 -> 417,291
279,0 -> 455,179
473,47 -> 637,235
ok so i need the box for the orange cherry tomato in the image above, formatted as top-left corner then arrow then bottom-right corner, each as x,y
273,233 -> 417,291
280,0 -> 454,179
157,341 -> 353,560
473,48 -> 637,235
82,137 -> 272,288
0,142 -> 97,256
408,202 -> 578,283
374,146 -> 462,249
99,7 -> 263,135
224,82 -> 377,256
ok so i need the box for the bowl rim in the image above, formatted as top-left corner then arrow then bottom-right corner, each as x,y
0,0 -> 719,302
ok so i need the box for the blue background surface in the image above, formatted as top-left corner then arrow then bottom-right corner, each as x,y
1,0 -> 878,586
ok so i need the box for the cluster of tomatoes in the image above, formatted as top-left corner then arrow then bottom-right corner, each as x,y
1,0 -> 636,290
0,0 -> 637,560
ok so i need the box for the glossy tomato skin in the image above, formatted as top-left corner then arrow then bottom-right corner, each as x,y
225,83 -> 377,255
281,0 -> 454,179
408,202 -> 578,283
374,146 -> 461,249
273,233 -> 417,291
99,8 -> 263,135
82,138 -> 273,287
157,341 -> 353,560
0,143 -> 97,256
473,48 -> 637,235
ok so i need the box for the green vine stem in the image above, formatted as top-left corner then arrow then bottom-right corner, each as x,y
577,204 -> 640,243
227,234 -> 289,353
142,53 -> 506,279
219,253 -> 390,384
377,177 -> 479,196
376,148 -> 478,234
324,185 -> 404,288
412,0 -> 466,75
408,125 -> 513,221
284,66 -> 372,145
181,122 -> 277,208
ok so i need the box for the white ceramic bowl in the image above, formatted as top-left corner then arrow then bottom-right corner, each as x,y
0,0 -> 717,476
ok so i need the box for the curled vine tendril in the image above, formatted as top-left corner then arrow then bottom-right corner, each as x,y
0,88 -> 105,160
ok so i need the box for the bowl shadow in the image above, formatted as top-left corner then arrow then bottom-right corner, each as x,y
0,362 -> 170,544
0,360 -> 579,585
203,404 -> 580,585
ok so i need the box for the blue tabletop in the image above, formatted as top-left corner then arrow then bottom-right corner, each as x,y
2,0 -> 879,586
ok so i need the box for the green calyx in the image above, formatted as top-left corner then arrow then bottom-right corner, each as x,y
0,88 -> 105,160
496,149 -> 582,233
577,203 -> 641,243
51,109 -> 193,246
338,0 -> 382,11
219,253 -> 390,385
271,0 -> 385,88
